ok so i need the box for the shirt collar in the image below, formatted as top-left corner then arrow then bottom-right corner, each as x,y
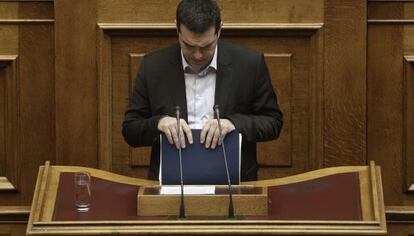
181,45 -> 218,74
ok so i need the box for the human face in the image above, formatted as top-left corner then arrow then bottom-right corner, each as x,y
178,24 -> 220,72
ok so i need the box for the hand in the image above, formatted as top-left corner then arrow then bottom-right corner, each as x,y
200,119 -> 235,149
157,116 -> 193,149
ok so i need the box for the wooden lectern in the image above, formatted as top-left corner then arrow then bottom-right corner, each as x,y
26,161 -> 386,235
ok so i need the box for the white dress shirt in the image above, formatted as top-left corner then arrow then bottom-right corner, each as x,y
181,46 -> 217,129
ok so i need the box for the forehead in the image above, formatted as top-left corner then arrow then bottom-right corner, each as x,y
179,24 -> 217,46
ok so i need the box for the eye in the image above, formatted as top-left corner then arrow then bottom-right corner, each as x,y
183,42 -> 195,50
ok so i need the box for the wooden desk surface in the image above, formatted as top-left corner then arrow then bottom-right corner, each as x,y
26,161 -> 387,235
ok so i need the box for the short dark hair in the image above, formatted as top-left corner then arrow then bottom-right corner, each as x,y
176,0 -> 221,34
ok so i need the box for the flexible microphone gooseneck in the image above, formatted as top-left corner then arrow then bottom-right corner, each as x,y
214,105 -> 235,219
175,106 -> 186,219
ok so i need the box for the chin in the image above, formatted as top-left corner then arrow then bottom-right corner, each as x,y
196,62 -> 207,67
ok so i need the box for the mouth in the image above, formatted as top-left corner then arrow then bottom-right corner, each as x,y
192,60 -> 205,65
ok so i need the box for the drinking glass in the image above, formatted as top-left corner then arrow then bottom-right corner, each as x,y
74,171 -> 91,212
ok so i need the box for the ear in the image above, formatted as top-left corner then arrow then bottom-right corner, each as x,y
175,20 -> 180,35
217,21 -> 223,38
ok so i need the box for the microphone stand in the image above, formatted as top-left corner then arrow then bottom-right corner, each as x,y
214,105 -> 235,219
176,106 -> 186,219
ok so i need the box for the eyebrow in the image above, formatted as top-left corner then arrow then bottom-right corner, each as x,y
180,37 -> 217,49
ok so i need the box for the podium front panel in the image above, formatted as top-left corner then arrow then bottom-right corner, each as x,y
52,172 -> 361,221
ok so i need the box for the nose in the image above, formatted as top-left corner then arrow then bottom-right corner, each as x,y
193,49 -> 203,60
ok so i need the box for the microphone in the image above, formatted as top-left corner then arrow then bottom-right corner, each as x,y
175,106 -> 186,219
213,105 -> 235,219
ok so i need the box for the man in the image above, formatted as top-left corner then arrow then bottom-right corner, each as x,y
122,0 -> 283,181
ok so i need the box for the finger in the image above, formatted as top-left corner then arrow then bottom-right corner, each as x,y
179,128 -> 186,149
157,116 -> 168,132
210,127 -> 220,149
169,126 -> 180,149
163,127 -> 174,145
200,121 -> 211,144
218,128 -> 224,146
205,126 -> 216,149
181,120 -> 193,144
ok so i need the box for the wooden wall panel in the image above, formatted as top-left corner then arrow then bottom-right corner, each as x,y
368,23 -> 404,205
93,1 -> 326,181
368,1 -> 414,207
403,56 -> 414,193
17,1 -> 53,19
0,0 -> 413,235
0,224 -> 26,236
18,23 -> 54,203
108,30 -> 177,178
128,54 -> 151,168
367,1 -> 414,228
55,0 -> 98,167
0,2 -> 18,19
100,26 -> 322,180
0,1 -> 54,206
96,0 -> 323,23
0,26 -> 18,54
257,54 -> 292,167
387,224 -> 414,236
0,56 -> 18,194
1,0 -> 414,234
224,30 -> 322,179
0,67 -> 4,176
324,0 -> 367,167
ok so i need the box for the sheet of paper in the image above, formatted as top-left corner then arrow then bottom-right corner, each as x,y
160,186 -> 215,195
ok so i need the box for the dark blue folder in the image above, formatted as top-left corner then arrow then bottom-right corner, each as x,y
160,129 -> 240,185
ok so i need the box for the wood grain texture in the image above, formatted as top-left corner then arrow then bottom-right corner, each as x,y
219,0 -> 323,23
109,29 -> 176,178
0,26 -> 18,54
0,68 -> 5,177
128,54 -> 151,167
18,23 -> 55,204
369,1 -> 414,21
0,1 -> 55,206
17,1 -> 53,20
387,224 -> 414,236
0,1 -> 53,20
257,54 -> 292,166
104,26 -> 320,180
217,28 -> 322,176
97,27 -> 112,171
0,224 -> 26,236
309,28 -> 324,170
96,0 -> 323,24
367,1 -> 414,211
0,56 -> 19,195
26,163 -> 387,235
368,24 -> 404,205
324,0 -> 367,166
0,2 -> 18,20
137,187 -> 267,216
403,5 -> 414,195
403,57 -> 414,193
368,1 -> 405,20
55,0 -> 98,167
2,0 -> 414,235
0,23 -> 19,205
